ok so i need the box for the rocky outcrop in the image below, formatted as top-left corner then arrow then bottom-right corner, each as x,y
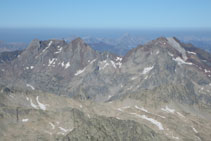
63,109 -> 168,141
0,37 -> 210,105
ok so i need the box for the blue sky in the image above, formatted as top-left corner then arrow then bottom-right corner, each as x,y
0,0 -> 211,29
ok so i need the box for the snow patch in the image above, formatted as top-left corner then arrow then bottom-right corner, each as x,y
59,127 -> 72,133
187,51 -> 196,55
116,57 -> 122,61
136,85 -> 140,88
192,127 -> 198,133
161,106 -> 175,113
142,66 -> 154,74
116,117 -> 121,120
26,84 -> 35,90
135,106 -> 165,118
135,105 -> 149,113
64,62 -> 70,69
99,60 -> 109,70
176,112 -> 185,118
30,98 -> 38,109
22,119 -> 29,122
130,113 -> 164,130
141,115 -> 164,130
100,63 -> 109,70
168,52 -> 174,57
127,86 -> 133,90
108,95 -> 112,99
99,59 -> 122,70
54,46 -> 63,54
49,122 -> 55,129
36,96 -> 47,111
117,108 -> 123,112
110,60 -> 117,69
204,69 -> 211,73
25,66 -> 34,70
90,59 -> 96,64
48,58 -> 57,66
131,76 -> 138,80
42,41 -> 53,53
61,62 -> 65,67
173,57 -> 192,65
117,106 -> 130,112
115,61 -> 122,68
144,75 -> 148,80
75,67 -> 86,76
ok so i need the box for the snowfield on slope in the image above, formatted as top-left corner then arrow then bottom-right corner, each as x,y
142,66 -> 154,74
130,113 -> 164,130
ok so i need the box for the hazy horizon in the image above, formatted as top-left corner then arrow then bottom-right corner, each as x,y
1,28 -> 211,43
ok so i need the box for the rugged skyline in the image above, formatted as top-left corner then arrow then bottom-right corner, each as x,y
0,0 -> 211,140
0,37 -> 211,140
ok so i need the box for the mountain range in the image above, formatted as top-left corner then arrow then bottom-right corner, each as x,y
0,40 -> 26,53
0,37 -> 211,140
1,33 -> 210,56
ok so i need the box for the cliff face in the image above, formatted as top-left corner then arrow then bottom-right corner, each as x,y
0,37 -> 211,140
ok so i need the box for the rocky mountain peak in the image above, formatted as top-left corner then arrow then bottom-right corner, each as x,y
71,37 -> 86,47
123,37 -> 170,61
0,36 -> 211,141
1,37 -> 210,100
26,39 -> 40,50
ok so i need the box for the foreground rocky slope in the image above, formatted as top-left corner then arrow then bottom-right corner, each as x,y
0,37 -> 211,140
0,86 -> 211,140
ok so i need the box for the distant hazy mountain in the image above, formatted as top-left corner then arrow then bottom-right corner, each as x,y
1,32 -> 210,55
0,40 -> 26,52
0,50 -> 22,63
68,34 -> 211,55
181,39 -> 211,53
81,33 -> 147,56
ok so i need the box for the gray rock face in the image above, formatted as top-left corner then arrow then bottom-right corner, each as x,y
0,36 -> 211,140
118,37 -> 211,106
167,37 -> 188,60
0,37 -> 211,106
1,85 -> 211,141
63,109 -> 168,141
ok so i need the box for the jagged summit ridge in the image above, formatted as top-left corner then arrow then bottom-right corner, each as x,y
0,37 -> 210,104
0,37 -> 211,141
